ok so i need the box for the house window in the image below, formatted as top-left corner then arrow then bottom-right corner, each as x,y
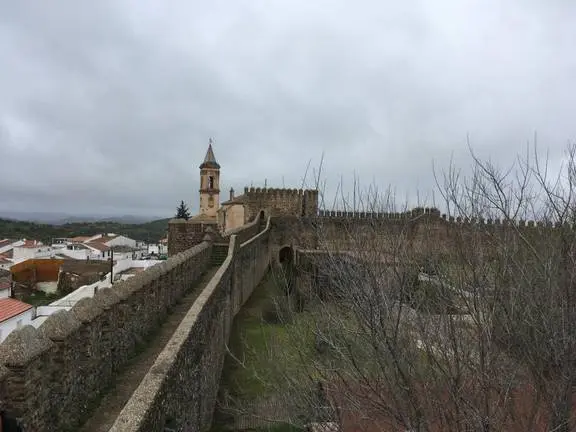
208,176 -> 214,189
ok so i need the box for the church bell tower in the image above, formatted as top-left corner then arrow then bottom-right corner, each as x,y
198,138 -> 220,218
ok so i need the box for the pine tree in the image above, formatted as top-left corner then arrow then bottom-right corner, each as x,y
175,200 -> 191,220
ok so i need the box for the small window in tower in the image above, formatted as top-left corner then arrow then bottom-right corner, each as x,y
208,176 -> 214,189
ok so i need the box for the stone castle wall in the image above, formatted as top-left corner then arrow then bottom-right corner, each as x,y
271,206 -> 570,263
242,187 -> 319,222
167,219 -> 214,256
168,186 -> 314,261
168,210 -> 265,257
0,241 -> 214,431
110,218 -> 271,431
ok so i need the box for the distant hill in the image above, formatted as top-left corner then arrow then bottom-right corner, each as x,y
0,218 -> 171,244
51,215 -> 160,225
0,211 -> 163,225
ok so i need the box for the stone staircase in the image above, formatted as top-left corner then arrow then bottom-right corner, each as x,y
211,243 -> 229,266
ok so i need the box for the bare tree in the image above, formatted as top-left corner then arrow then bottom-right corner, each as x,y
216,144 -> 576,432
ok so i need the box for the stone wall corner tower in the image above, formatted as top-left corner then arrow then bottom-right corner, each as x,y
198,138 -> 220,218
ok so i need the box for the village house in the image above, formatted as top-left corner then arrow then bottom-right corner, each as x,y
147,237 -> 168,257
0,239 -> 16,255
11,240 -> 54,262
0,238 -> 57,269
51,233 -> 142,260
0,278 -> 11,298
0,255 -> 12,271
0,282 -> 34,342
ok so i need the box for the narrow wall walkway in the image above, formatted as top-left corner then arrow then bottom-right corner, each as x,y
79,267 -> 219,432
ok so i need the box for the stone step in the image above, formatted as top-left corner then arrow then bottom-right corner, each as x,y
211,244 -> 229,266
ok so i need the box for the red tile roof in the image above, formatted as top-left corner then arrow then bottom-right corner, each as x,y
70,236 -> 92,242
85,242 -> 110,252
90,235 -> 117,244
0,298 -> 32,322
0,250 -> 13,259
221,193 -> 247,205
0,239 -> 13,248
19,239 -> 43,249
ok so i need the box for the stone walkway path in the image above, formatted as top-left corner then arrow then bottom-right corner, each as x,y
80,267 -> 219,432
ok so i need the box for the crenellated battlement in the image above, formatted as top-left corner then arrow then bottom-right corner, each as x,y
243,186 -> 312,196
242,187 -> 319,203
317,205 -> 572,232
318,207 -> 441,219
438,214 -> 574,232
241,186 -> 319,221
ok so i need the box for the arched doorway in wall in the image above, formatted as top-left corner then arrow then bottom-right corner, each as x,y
278,245 -> 294,265
258,210 -> 266,230
277,245 -> 305,312
278,245 -> 295,292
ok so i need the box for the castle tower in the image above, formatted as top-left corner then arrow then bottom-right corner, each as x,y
198,138 -> 220,218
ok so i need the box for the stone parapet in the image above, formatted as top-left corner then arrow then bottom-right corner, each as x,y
0,241 -> 213,431
110,217 -> 271,431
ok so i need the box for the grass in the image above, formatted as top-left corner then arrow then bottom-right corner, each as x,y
214,264 -> 488,432
22,290 -> 63,306
221,271 -> 316,400
217,268 -> 422,431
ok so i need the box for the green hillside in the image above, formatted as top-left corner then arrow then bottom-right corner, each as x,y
0,218 -> 170,244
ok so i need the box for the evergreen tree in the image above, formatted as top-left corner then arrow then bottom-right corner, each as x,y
175,200 -> 191,220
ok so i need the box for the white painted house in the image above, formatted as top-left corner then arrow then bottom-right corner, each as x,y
50,234 -> 141,261
86,234 -> 137,249
147,243 -> 167,256
0,297 -> 34,343
0,280 -> 11,299
12,240 -> 55,263
0,239 -> 22,269
0,256 -> 12,271
52,243 -> 96,260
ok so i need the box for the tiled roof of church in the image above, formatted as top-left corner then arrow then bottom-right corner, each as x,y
199,140 -> 220,169
220,194 -> 247,206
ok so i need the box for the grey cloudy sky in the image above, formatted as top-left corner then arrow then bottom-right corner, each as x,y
1,0 -> 575,217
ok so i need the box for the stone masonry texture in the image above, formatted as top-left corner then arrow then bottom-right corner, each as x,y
0,241 -> 213,431
110,218 -> 271,431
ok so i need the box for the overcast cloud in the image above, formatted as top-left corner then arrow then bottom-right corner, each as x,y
1,0 -> 575,217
